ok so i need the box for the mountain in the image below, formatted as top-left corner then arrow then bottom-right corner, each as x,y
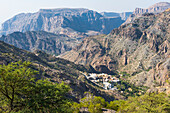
60,9 -> 170,93
101,12 -> 132,20
0,8 -> 125,36
125,2 -> 170,24
0,40 -> 124,101
0,31 -> 83,55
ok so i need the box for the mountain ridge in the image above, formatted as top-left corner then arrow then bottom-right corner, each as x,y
0,31 -> 84,55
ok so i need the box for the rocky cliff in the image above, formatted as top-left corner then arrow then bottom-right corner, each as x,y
60,10 -> 170,93
125,2 -> 170,24
1,8 -> 124,36
0,31 -> 83,55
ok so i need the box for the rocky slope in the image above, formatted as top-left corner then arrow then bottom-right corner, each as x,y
0,31 -> 83,55
125,2 -> 170,24
0,8 -> 125,36
60,10 -> 170,93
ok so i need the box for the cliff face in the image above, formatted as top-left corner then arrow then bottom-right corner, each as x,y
125,2 -> 170,24
1,8 -> 124,36
0,31 -> 82,55
60,10 -> 170,92
101,12 -> 133,20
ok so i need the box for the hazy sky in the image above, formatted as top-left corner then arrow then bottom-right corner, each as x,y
0,0 -> 170,26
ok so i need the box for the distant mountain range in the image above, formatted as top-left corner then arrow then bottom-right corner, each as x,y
0,8 -> 125,36
1,2 -> 169,37
0,2 -> 169,57
0,8 -> 132,56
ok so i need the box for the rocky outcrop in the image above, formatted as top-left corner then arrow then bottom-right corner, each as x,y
0,8 -> 125,36
125,2 -> 170,24
0,31 -> 83,55
60,10 -> 170,91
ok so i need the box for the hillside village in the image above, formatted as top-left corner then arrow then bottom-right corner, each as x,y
85,73 -> 120,90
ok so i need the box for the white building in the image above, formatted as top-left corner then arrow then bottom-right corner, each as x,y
103,82 -> 112,90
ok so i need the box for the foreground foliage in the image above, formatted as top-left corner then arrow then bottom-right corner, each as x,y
0,61 -> 72,113
73,92 -> 170,113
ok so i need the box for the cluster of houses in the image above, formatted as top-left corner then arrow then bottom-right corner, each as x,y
86,73 -> 120,90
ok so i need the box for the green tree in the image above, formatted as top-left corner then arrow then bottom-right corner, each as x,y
73,93 -> 106,113
24,80 -> 72,113
88,96 -> 106,113
0,61 -> 37,112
